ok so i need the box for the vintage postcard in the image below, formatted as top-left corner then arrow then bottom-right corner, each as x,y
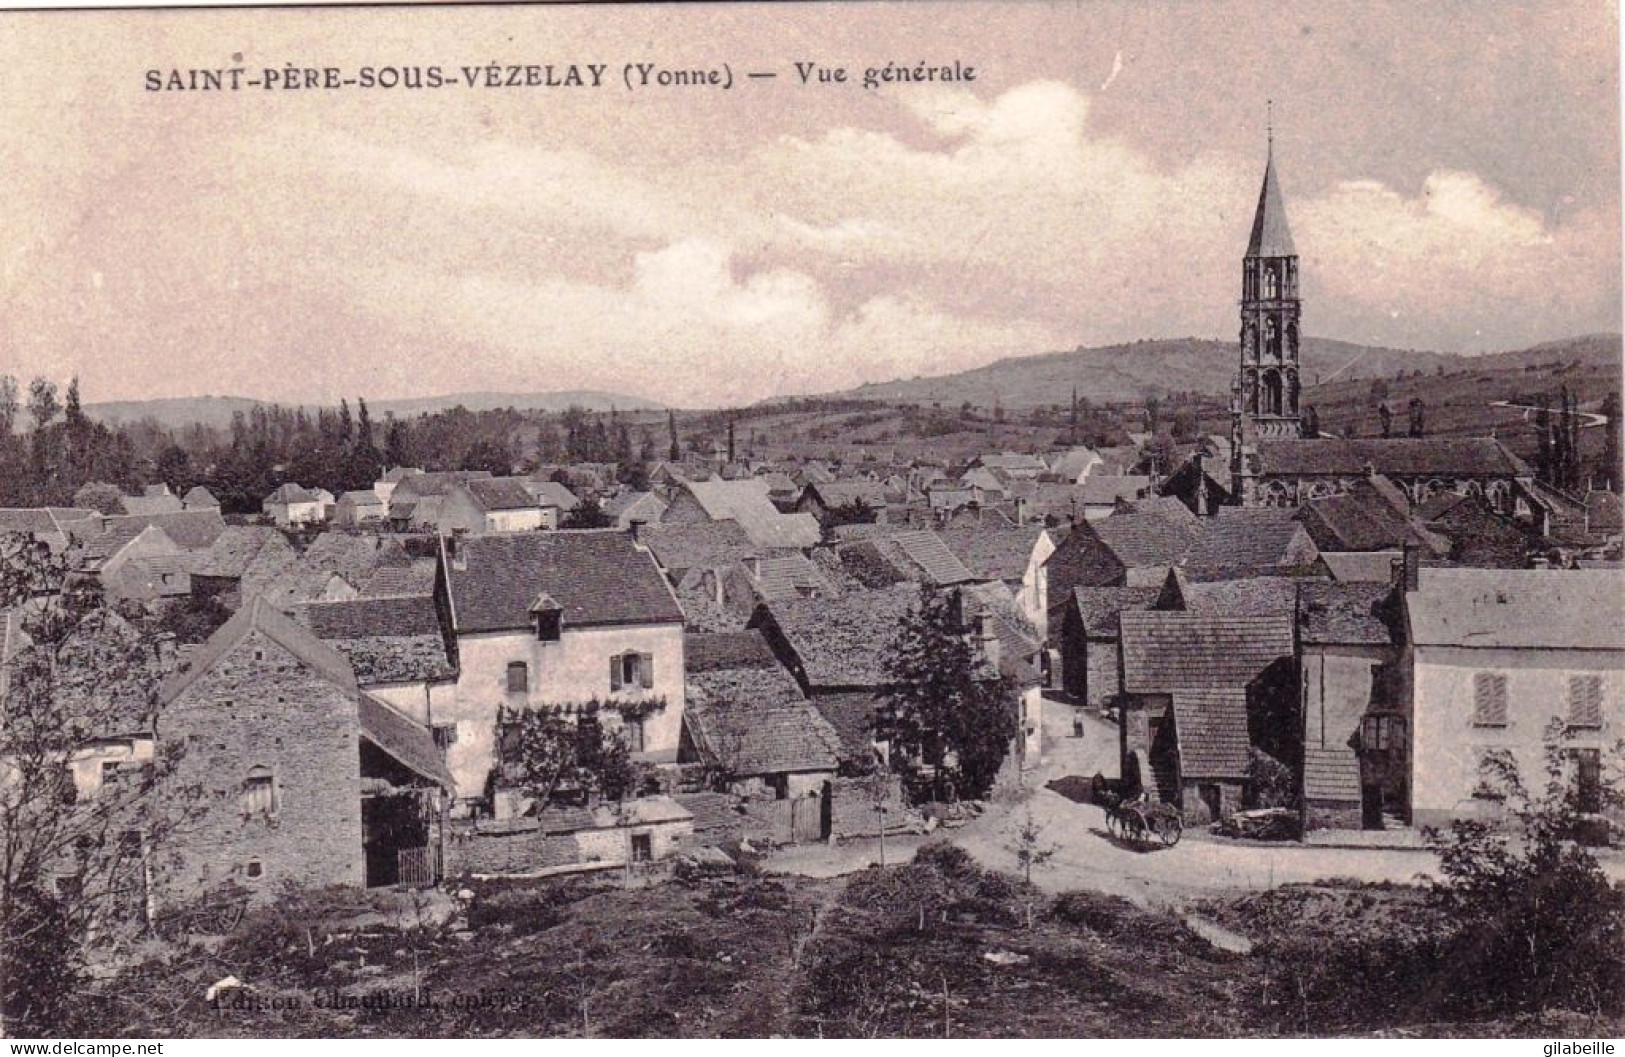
0,0 -> 1621,1043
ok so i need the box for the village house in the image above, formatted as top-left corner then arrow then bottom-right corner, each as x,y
438,530 -> 688,805
439,477 -> 549,534
1076,476 -> 1155,521
605,490 -> 668,531
156,598 -> 454,901
661,477 -> 821,550
185,526 -> 298,608
1053,584 -> 1161,711
679,630 -> 842,808
0,507 -> 102,554
257,533 -> 424,611
101,509 -> 227,552
1117,610 -> 1298,823
373,466 -> 425,506
332,489 -> 388,528
796,479 -> 890,528
75,523 -> 191,602
1042,496 -> 1201,600
830,527 -> 977,592
300,593 -> 458,732
1403,566 -> 1624,831
181,486 -> 220,512
262,483 -> 327,528
121,484 -> 184,517
939,523 -> 1056,638
1043,446 -> 1104,484
387,470 -> 494,531
1297,578 -> 1404,832
523,479 -> 582,521
1180,506 -> 1322,581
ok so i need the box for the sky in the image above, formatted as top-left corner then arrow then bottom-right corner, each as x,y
0,0 -> 1619,407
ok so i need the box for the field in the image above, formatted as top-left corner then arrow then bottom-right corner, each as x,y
61,845 -> 1624,1039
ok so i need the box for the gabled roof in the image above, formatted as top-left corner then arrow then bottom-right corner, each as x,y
679,478 -> 820,549
258,533 -> 414,609
182,486 -> 220,508
360,559 -> 438,598
874,530 -> 977,587
752,584 -> 919,689
1183,506 -> 1318,579
338,489 -> 385,507
78,522 -> 172,566
120,492 -> 184,517
1078,475 -> 1154,507
393,470 -> 492,499
1246,148 -> 1295,258
159,595 -> 358,706
465,476 -> 540,512
1295,479 -> 1445,554
1067,585 -> 1161,638
101,510 -> 226,551
304,593 -> 444,639
805,480 -> 888,510
525,479 -> 581,511
444,530 -> 684,633
684,700 -> 843,776
641,521 -> 758,577
190,526 -> 291,579
746,553 -> 835,602
1119,611 -> 1294,694
605,490 -> 666,524
1166,575 -> 1302,620
1171,689 -> 1250,779
360,693 -> 454,790
940,525 -> 1050,583
265,483 -> 319,505
1090,498 -> 1201,568
1253,438 -> 1530,478
1045,447 -> 1103,481
1317,551 -> 1402,584
1406,567 -> 1625,651
685,630 -> 781,673
1297,580 -> 1394,646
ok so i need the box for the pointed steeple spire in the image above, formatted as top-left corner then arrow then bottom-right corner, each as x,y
1246,109 -> 1295,258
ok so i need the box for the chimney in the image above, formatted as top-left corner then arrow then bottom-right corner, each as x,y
1403,543 -> 1421,592
746,555 -> 762,580
1014,496 -> 1027,525
975,613 -> 1001,670
629,519 -> 646,546
1193,450 -> 1209,517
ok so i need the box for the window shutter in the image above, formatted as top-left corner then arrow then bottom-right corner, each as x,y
1473,673 -> 1507,726
610,655 -> 623,691
1569,675 -> 1603,728
639,653 -> 655,689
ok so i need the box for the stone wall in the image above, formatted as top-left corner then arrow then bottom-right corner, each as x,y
159,629 -> 363,904
1304,798 -> 1363,832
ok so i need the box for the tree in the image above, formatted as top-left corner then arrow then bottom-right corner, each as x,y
667,410 -> 680,462
877,587 -> 1019,803
1407,397 -> 1425,438
70,482 -> 125,516
562,502 -> 614,530
1536,395 -> 1553,484
459,438 -> 513,475
1424,722 -> 1625,1017
0,538 -> 202,1034
1378,402 -> 1393,439
1006,811 -> 1056,885
1368,377 -> 1390,404
493,705 -> 640,813
1302,405 -> 1321,439
26,379 -> 59,432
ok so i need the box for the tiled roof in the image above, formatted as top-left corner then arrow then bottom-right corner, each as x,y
1092,498 -> 1201,568
78,521 -> 162,565
101,510 -> 226,551
1254,437 -> 1530,478
181,486 -> 220,508
1078,475 -> 1154,507
1298,581 -> 1393,645
159,596 -> 358,706
1317,551 -> 1401,583
466,476 -> 539,512
753,584 -> 918,688
642,521 -> 758,577
190,526 -> 289,579
1303,747 -> 1362,801
338,489 -> 384,507
260,533 -> 413,609
1045,447 -> 1103,481
878,530 -> 976,586
1171,576 -> 1302,620
1183,506 -> 1317,579
940,525 -> 1049,583
444,530 -> 683,632
671,791 -> 744,836
1295,479 -> 1446,555
806,480 -> 888,510
1120,611 -> 1295,694
265,483 -> 319,505
1171,689 -> 1250,779
360,559 -> 438,598
680,478 -> 821,549
360,693 -> 454,790
1406,567 -> 1625,650
685,630 -> 780,673
605,490 -> 665,525
394,470 -> 493,499
1068,585 -> 1161,638
684,697 -> 841,775
121,492 -> 184,516
747,554 -> 835,602
304,594 -> 443,639
809,690 -> 885,764
526,480 -> 581,511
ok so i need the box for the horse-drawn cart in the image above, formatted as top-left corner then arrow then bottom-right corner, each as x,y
150,882 -> 250,940
1090,774 -> 1183,848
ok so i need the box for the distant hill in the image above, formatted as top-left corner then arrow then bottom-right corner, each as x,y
81,389 -> 663,431
831,335 -> 1620,409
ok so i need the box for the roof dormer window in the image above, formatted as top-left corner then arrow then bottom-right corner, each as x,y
529,592 -> 563,642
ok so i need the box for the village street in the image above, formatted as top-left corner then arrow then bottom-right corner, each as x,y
769,696 -> 1625,907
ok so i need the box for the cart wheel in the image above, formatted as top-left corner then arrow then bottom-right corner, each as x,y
1159,816 -> 1183,847
210,899 -> 246,933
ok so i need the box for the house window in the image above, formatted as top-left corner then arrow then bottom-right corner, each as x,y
1362,715 -> 1406,752
507,661 -> 529,694
630,833 -> 653,863
1474,748 -> 1516,801
240,766 -> 278,816
245,860 -> 263,880
1568,675 -> 1603,729
610,652 -> 654,692
623,717 -> 646,754
768,773 -> 790,801
432,723 -> 458,750
1572,749 -> 1603,814
101,760 -> 121,785
1472,673 -> 1508,727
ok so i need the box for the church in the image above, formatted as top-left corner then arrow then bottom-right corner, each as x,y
1199,138 -> 1535,512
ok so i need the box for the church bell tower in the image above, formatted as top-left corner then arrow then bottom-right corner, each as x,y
1231,120 -> 1303,501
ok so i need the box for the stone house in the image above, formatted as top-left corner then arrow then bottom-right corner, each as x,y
1296,579 -> 1403,832
1052,585 -> 1161,710
796,480 -> 890,528
75,523 -> 190,602
451,796 -> 694,876
121,484 -> 184,517
387,470 -> 493,530
1076,476 -> 1155,521
662,478 -> 821,550
524,479 -> 581,521
1042,497 -> 1201,601
939,524 -> 1056,639
0,508 -> 101,554
605,490 -> 667,531
156,598 -> 453,902
1404,566 -> 1624,830
1180,506 -> 1321,581
439,477 -> 549,534
438,530 -> 688,805
182,486 -> 221,512
1117,611 -> 1298,823
300,593 -> 458,733
262,484 -> 327,528
333,489 -> 388,528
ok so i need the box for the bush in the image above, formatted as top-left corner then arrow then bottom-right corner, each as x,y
2,887 -> 82,1035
